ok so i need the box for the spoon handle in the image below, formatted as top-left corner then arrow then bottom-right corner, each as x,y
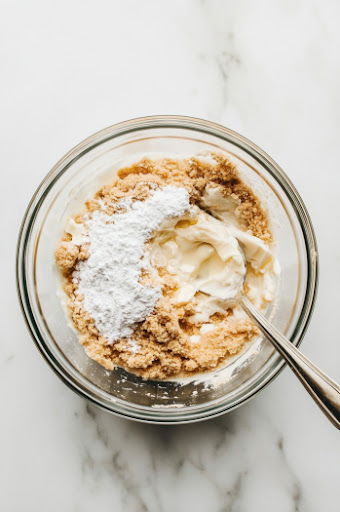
241,296 -> 340,429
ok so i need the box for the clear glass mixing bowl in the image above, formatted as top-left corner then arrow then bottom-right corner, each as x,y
16,116 -> 318,423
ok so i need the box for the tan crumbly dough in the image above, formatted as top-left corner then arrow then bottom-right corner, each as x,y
55,154 -> 269,380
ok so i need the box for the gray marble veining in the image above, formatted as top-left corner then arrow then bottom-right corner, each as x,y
1,0 -> 339,510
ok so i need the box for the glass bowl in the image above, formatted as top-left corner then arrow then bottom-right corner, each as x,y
16,116 -> 318,423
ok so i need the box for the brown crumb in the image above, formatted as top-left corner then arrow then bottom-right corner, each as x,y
55,242 -> 79,272
55,153 -> 271,380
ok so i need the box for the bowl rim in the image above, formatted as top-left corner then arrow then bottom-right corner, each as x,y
16,115 -> 318,423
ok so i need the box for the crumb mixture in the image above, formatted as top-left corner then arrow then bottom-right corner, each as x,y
56,153 -> 273,380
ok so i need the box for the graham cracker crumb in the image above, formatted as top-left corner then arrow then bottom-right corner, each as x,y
55,242 -> 79,272
55,153 -> 271,380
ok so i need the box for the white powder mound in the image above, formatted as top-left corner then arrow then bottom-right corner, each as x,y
76,186 -> 190,343
126,338 -> 140,354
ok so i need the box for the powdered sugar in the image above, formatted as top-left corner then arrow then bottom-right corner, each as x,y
126,338 -> 140,354
76,186 -> 190,343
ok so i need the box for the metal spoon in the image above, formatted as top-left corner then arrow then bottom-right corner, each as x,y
241,295 -> 340,429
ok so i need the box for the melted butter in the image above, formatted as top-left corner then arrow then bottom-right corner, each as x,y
151,206 -> 246,321
150,186 -> 279,322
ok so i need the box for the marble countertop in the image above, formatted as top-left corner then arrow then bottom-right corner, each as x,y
1,1 -> 339,510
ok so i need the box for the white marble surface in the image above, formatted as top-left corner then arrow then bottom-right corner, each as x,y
1,1 -> 339,510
